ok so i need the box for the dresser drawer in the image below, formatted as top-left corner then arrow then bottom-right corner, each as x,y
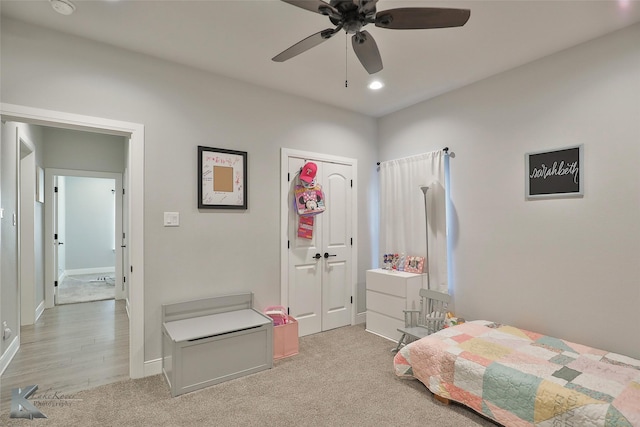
365,311 -> 404,342
366,269 -> 423,297
366,290 -> 405,320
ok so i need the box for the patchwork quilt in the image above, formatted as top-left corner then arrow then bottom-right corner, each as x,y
394,320 -> 640,426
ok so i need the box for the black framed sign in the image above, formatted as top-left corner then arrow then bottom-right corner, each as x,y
525,145 -> 583,200
198,146 -> 247,209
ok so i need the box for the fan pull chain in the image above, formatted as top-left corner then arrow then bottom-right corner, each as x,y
345,33 -> 348,88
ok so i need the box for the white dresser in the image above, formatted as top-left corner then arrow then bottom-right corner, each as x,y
365,269 -> 425,342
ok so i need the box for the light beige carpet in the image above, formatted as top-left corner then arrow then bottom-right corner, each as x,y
0,324 -> 497,426
57,274 -> 115,305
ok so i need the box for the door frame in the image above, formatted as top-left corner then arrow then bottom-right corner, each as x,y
18,130 -> 38,326
280,148 -> 358,327
0,102 -> 145,379
45,170 -> 124,306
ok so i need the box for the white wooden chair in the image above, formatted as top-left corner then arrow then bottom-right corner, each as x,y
393,288 -> 451,352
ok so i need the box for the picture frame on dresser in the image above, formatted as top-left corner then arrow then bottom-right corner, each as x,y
404,256 -> 424,274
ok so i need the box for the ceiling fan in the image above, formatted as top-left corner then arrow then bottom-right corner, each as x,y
272,0 -> 471,74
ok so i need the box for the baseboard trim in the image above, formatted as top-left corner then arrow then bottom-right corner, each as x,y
355,312 -> 366,325
35,300 -> 46,322
65,267 -> 115,276
0,335 -> 20,376
144,358 -> 162,377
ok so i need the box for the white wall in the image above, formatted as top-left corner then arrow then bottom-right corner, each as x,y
0,17 -> 377,362
378,24 -> 640,359
64,176 -> 116,272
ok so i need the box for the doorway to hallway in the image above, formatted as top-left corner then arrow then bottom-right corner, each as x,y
1,102 -> 145,379
51,174 -> 123,306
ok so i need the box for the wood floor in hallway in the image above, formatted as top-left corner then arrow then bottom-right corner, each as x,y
0,299 -> 129,409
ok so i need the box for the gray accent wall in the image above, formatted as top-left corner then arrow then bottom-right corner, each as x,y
378,23 -> 640,359
1,17 -> 378,363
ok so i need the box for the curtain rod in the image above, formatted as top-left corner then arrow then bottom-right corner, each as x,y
376,147 -> 449,166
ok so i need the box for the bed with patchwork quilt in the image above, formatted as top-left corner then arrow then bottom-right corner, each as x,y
394,320 -> 640,426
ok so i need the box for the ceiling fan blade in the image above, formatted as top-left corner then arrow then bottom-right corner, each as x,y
356,0 -> 378,16
280,0 -> 341,20
375,8 -> 470,30
273,29 -> 338,62
351,31 -> 383,74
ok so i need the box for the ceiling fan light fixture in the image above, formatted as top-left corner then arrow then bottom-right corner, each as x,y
368,80 -> 384,90
50,0 -> 76,16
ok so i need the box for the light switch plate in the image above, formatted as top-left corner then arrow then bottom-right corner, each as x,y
164,212 -> 179,227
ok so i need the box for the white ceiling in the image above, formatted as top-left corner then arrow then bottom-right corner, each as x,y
1,0 -> 639,117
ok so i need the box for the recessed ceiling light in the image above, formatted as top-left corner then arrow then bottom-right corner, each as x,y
368,81 -> 384,90
50,0 -> 76,16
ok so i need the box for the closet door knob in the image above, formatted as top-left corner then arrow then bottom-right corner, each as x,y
324,252 -> 336,259
312,253 -> 322,260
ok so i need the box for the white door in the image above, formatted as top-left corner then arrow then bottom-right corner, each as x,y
286,155 -> 353,336
112,177 -> 124,300
53,175 -> 62,305
121,166 -> 130,301
320,162 -> 352,331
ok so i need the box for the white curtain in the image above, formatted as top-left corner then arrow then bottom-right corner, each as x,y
380,150 -> 448,292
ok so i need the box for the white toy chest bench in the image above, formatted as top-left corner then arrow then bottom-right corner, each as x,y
161,292 -> 273,397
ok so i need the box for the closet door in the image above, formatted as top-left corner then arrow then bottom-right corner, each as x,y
320,162 -> 352,331
286,157 -> 353,336
287,157 -> 323,336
